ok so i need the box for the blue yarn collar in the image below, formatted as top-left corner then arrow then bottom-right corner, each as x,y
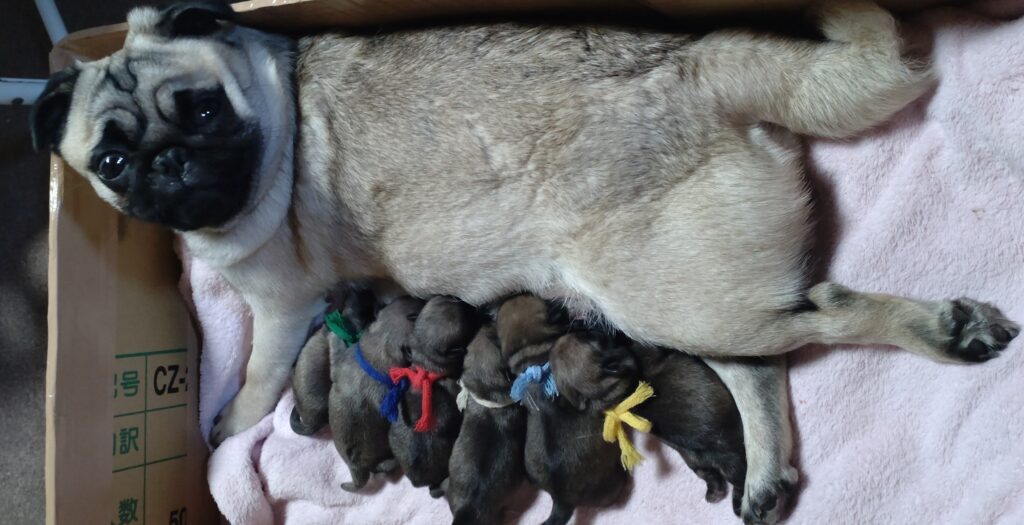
510,362 -> 559,403
352,343 -> 408,423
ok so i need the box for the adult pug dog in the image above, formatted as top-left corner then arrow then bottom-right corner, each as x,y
31,1 -> 1019,522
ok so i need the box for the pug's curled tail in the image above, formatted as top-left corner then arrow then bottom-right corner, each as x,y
692,0 -> 932,139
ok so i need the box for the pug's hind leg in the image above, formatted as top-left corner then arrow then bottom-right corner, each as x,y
799,282 -> 1020,363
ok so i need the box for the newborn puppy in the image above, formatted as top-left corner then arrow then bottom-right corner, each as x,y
290,328 -> 331,435
290,285 -> 378,435
329,296 -> 425,491
636,344 -> 747,512
389,296 -> 480,498
502,295 -> 627,525
552,332 -> 747,514
496,294 -> 571,360
447,323 -> 526,525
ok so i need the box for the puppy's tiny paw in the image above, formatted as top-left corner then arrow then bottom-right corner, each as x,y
943,299 -> 1020,363
340,481 -> 364,493
289,406 -> 321,436
373,459 -> 400,474
694,468 -> 728,503
705,484 -> 728,504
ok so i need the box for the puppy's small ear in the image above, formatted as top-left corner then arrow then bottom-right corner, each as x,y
156,1 -> 236,38
30,67 -> 79,152
559,384 -> 588,411
549,336 -> 585,410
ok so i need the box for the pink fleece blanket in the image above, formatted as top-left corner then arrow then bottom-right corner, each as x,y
182,5 -> 1024,524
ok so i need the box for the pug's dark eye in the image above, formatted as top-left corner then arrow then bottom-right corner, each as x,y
193,97 -> 221,123
97,152 -> 128,180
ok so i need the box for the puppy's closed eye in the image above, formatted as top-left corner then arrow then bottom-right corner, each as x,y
443,346 -> 467,356
599,357 -> 627,376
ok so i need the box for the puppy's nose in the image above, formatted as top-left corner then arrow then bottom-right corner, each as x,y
152,147 -> 187,180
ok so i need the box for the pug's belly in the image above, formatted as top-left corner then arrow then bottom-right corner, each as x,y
384,241 -> 558,306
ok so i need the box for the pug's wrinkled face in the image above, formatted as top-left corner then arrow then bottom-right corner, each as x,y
549,331 -> 639,412
30,2 -> 291,232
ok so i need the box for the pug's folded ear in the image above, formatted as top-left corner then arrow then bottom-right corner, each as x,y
30,66 -> 79,152
155,1 -> 236,38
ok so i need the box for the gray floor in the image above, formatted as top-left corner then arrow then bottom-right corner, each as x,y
0,2 -> 138,523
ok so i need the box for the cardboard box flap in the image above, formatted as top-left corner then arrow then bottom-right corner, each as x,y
53,0 -> 945,64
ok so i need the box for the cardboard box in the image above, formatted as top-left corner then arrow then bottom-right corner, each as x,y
44,1 -> 947,523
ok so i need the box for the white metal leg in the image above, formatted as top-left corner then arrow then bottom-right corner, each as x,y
33,0 -> 69,45
0,78 -> 47,105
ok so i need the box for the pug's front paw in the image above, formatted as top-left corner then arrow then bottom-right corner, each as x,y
210,387 -> 276,447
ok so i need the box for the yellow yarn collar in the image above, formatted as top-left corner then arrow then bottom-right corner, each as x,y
602,381 -> 655,471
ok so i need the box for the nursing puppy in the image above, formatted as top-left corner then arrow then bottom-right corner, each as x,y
290,285 -> 378,435
635,345 -> 748,513
553,332 -> 748,515
498,295 -> 627,525
33,2 -> 1019,521
329,296 -> 424,491
496,294 -> 573,360
389,296 -> 480,498
447,323 -> 526,525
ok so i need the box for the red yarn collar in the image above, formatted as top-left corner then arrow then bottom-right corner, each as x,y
389,366 -> 445,432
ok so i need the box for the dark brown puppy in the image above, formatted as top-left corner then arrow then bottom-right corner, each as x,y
290,328 -> 331,436
495,294 -> 570,360
637,344 -> 747,513
329,296 -> 424,492
389,296 -> 481,498
290,285 -> 378,435
447,322 -> 526,525
503,295 -> 628,525
552,331 -> 747,514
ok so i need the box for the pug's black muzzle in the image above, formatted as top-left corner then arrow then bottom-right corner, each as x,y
126,134 -> 260,231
